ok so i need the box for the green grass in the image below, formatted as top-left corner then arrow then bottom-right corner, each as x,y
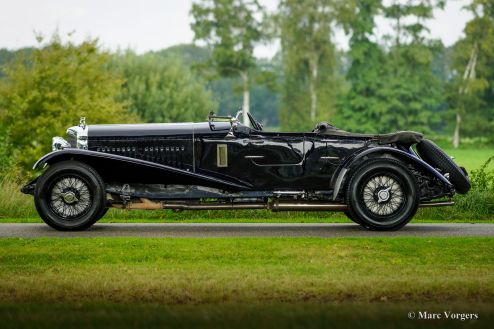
0,237 -> 493,328
1,237 -> 492,304
442,148 -> 494,171
2,212 -> 494,223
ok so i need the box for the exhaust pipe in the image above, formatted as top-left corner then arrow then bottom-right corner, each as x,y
418,201 -> 454,208
112,198 -> 348,211
111,198 -> 453,211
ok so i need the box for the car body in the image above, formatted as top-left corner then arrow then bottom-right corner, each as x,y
22,112 -> 471,231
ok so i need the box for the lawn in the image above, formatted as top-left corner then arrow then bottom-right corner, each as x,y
443,148 -> 494,171
0,237 -> 492,303
0,237 -> 492,328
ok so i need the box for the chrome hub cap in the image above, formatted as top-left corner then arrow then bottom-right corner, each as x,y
362,175 -> 404,216
50,177 -> 92,219
377,187 -> 391,203
62,191 -> 78,204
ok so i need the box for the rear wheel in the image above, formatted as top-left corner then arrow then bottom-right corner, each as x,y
34,161 -> 105,231
346,159 -> 419,230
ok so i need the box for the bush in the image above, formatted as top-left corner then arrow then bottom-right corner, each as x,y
0,174 -> 37,219
417,156 -> 494,220
470,156 -> 494,191
0,34 -> 133,174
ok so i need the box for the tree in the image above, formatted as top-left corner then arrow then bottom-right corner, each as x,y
0,34 -> 132,174
191,0 -> 265,126
335,0 -> 384,132
154,44 -> 281,126
278,0 -> 350,131
378,0 -> 446,133
112,51 -> 216,123
337,0 -> 446,133
449,0 -> 494,147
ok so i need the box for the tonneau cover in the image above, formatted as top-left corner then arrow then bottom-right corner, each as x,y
313,122 -> 423,145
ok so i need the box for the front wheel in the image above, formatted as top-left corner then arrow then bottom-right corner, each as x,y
345,159 -> 419,231
34,161 -> 106,231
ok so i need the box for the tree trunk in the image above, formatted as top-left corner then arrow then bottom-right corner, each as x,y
453,112 -> 461,149
241,71 -> 250,126
453,44 -> 478,149
308,57 -> 318,122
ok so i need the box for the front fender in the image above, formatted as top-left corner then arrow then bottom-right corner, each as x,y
331,146 -> 452,200
33,149 -> 251,191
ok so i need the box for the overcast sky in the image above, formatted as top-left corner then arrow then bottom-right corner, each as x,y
0,0 -> 472,58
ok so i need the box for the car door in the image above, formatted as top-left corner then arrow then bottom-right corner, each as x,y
244,132 -> 305,189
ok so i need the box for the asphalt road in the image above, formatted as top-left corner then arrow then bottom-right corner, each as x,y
0,223 -> 493,238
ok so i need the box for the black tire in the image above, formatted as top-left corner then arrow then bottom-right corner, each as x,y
96,207 -> 109,220
346,159 -> 419,231
344,210 -> 361,224
34,161 -> 105,231
416,139 -> 471,194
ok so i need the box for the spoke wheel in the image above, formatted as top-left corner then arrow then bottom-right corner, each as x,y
49,175 -> 93,219
361,174 -> 405,217
346,159 -> 419,231
34,161 -> 105,231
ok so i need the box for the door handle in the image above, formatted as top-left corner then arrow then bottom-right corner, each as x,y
245,155 -> 265,159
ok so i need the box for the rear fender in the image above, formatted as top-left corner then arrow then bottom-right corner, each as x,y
33,149 -> 251,191
331,146 -> 452,200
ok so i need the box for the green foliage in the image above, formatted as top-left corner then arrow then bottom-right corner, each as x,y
0,48 -> 33,78
278,0 -> 346,131
191,0 -> 264,78
334,0 -> 384,132
336,0 -> 445,133
154,45 -> 281,126
471,156 -> 494,192
447,0 -> 494,141
0,35 -> 132,173
191,0 -> 267,126
151,44 -> 210,67
112,51 -> 216,123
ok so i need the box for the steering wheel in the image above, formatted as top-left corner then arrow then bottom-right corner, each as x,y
247,112 -> 263,131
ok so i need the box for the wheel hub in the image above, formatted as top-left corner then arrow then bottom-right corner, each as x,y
49,176 -> 92,219
377,187 -> 391,203
362,175 -> 404,216
62,191 -> 78,204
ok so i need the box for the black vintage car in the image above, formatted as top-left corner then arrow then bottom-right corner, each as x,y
22,112 -> 470,231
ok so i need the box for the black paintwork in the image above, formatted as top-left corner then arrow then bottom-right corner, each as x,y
31,118 -> 453,201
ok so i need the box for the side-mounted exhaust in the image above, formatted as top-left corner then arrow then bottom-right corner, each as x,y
111,198 -> 349,211
110,198 -> 454,211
